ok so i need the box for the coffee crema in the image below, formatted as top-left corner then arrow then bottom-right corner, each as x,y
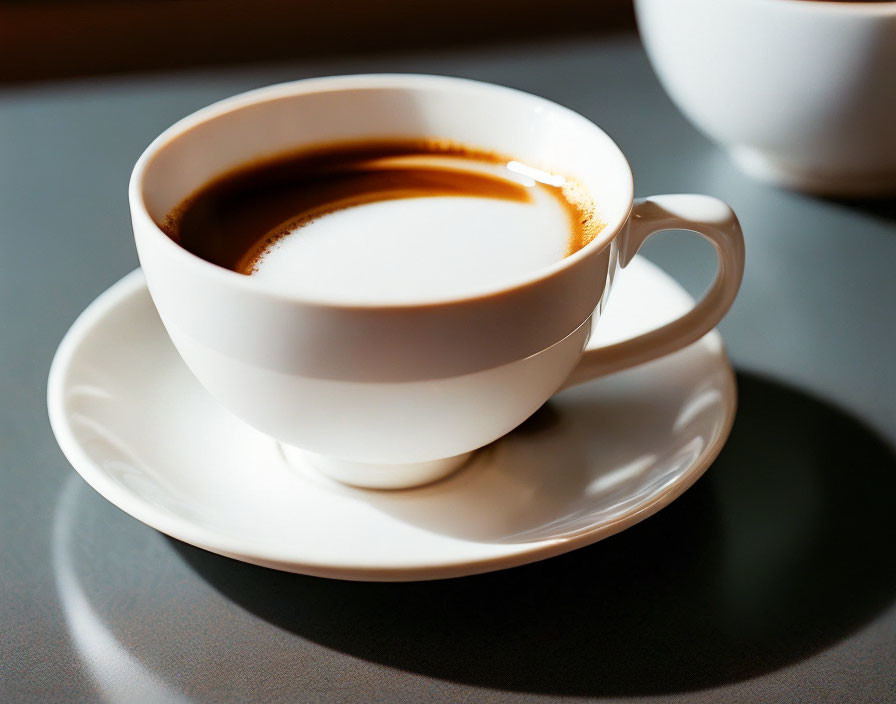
162,140 -> 603,299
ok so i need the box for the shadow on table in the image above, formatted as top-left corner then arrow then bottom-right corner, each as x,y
823,196 -> 896,224
173,371 -> 896,696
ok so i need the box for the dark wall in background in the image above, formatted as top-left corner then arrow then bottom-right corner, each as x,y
0,0 -> 635,82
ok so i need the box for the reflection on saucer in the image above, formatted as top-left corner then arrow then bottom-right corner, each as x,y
322,367 -> 729,543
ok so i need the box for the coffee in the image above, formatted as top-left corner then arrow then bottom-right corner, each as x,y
162,140 -> 602,299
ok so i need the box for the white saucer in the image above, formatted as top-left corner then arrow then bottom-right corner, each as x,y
48,257 -> 736,581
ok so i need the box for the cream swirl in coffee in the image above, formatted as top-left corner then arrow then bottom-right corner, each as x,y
163,140 -> 602,300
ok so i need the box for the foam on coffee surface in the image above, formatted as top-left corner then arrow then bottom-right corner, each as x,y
251,188 -> 573,299
163,141 -> 602,301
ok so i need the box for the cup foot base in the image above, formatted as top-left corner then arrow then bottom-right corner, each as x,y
279,445 -> 474,490
729,147 -> 896,197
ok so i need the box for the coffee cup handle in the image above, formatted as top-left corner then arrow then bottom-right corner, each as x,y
563,194 -> 745,388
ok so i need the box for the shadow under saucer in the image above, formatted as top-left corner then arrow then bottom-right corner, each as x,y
172,371 -> 896,696
822,195 -> 896,225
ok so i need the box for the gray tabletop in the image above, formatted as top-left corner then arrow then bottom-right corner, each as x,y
2,34 -> 895,704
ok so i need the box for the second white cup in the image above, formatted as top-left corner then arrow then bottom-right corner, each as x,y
636,0 -> 896,196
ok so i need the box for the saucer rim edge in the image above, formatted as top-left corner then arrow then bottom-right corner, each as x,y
47,266 -> 737,582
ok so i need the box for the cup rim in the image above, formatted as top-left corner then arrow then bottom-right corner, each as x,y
129,74 -> 634,310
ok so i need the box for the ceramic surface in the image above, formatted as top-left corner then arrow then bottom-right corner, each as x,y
636,0 -> 896,195
131,75 -> 744,483
48,257 -> 737,581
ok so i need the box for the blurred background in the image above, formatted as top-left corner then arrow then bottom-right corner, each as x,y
0,0 -> 634,82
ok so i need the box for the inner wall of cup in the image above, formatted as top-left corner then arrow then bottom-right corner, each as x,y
138,77 -> 632,242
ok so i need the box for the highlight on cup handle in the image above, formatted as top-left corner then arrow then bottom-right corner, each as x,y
563,194 -> 745,388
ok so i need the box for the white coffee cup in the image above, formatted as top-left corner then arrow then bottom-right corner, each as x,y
130,74 -> 744,489
636,0 -> 896,196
